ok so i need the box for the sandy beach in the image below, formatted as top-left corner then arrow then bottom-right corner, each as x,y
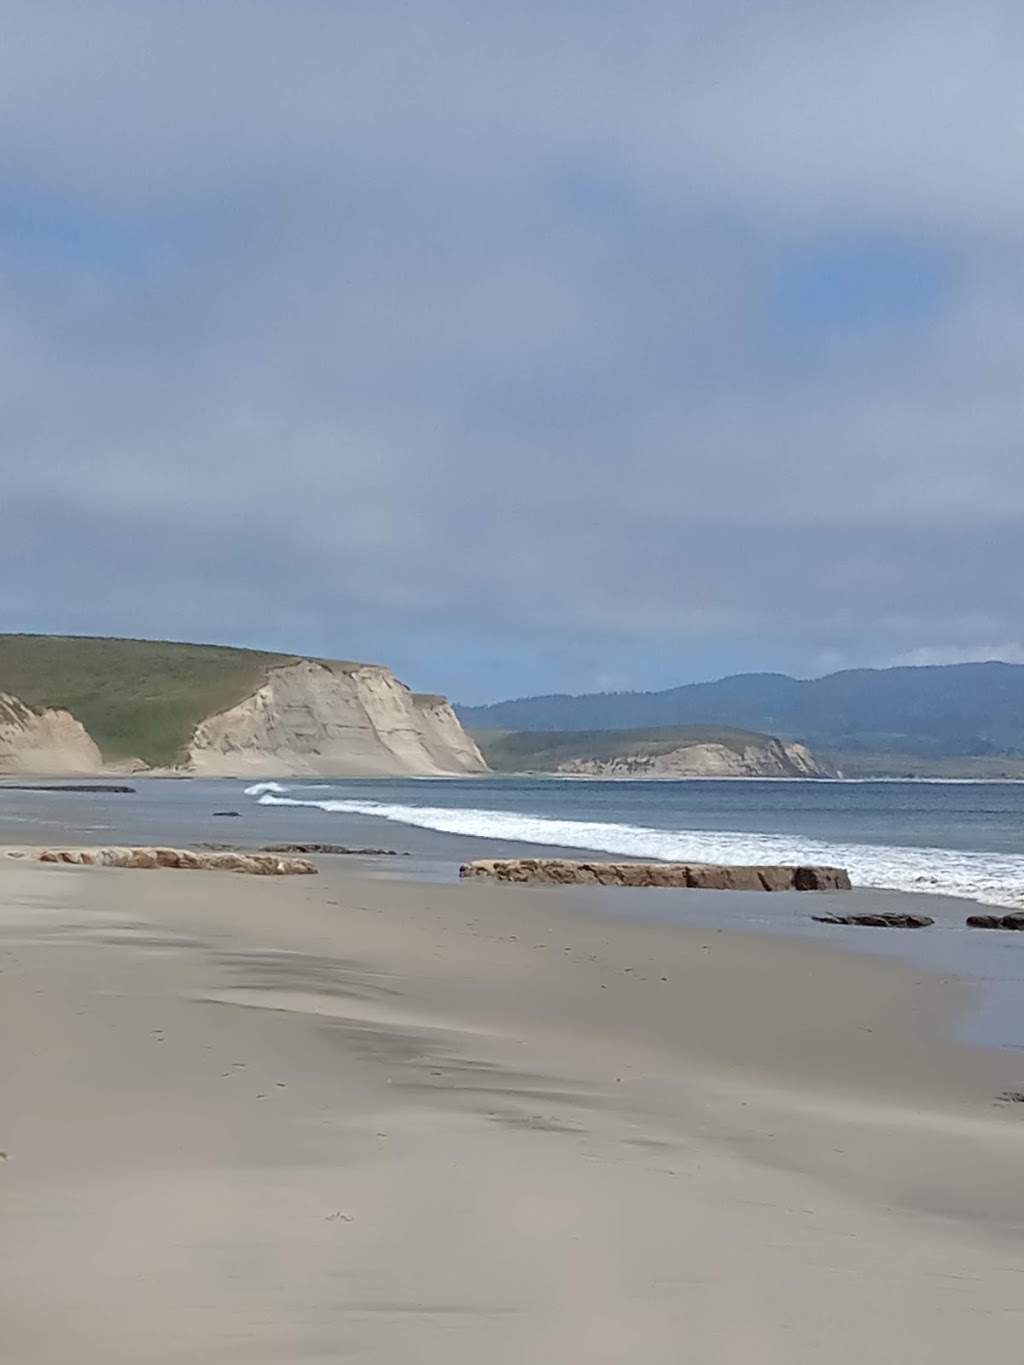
2,857 -> 1024,1361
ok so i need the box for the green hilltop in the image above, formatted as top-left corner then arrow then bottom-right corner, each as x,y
0,635 -> 292,767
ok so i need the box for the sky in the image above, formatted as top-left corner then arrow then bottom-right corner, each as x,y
1,1 -> 1023,703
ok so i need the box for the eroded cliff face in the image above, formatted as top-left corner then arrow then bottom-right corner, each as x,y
556,739 -> 836,779
411,693 -> 490,774
0,692 -> 103,774
185,660 -> 488,777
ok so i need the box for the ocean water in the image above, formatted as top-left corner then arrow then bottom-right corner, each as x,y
247,776 -> 1024,910
4,774 -> 1024,909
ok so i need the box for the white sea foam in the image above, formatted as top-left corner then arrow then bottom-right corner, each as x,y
253,793 -> 1024,909
243,781 -> 291,796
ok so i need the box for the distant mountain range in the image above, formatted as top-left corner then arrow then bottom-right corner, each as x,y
458,662 -> 1024,762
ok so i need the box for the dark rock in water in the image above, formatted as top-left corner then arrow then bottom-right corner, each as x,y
460,859 -> 851,891
967,913 -> 1024,930
812,912 -> 934,928
213,810 -> 241,817
261,842 -> 398,856
0,783 -> 136,794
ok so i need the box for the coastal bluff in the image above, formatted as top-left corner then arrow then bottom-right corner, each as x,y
474,725 -> 838,778
186,660 -> 486,778
460,858 -> 851,891
0,635 -> 486,777
554,738 -> 832,779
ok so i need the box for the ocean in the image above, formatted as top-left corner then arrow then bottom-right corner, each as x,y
249,775 -> 1024,910
4,774 -> 1024,908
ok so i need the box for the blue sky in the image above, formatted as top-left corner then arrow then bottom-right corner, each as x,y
1,1 -> 1023,702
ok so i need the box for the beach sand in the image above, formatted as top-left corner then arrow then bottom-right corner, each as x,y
2,857 -> 1023,1361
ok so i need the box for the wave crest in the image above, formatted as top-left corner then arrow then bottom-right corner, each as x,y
252,792 -> 1024,909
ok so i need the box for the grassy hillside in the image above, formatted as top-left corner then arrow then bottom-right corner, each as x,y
475,724 -> 782,773
0,635 -> 291,766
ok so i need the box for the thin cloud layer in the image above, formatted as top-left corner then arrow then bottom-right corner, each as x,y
0,1 -> 1021,699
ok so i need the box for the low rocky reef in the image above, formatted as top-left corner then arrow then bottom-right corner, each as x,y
813,912 -> 934,928
261,842 -> 403,856
459,859 -> 851,891
967,913 -> 1024,930
0,783 -> 136,793
196,842 -> 405,856
13,847 -> 317,875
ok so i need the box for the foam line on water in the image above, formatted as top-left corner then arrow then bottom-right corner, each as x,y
253,792 -> 1024,909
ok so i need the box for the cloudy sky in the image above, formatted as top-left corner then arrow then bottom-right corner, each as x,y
1,1 -> 1022,701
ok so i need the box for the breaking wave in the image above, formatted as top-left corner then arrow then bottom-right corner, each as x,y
243,781 -> 291,796
253,792 -> 1024,909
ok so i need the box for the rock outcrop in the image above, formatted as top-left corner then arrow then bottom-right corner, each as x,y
0,693 -> 103,775
966,913 -> 1024,930
460,859 -> 851,891
28,847 -> 316,875
813,912 -> 934,928
556,739 -> 835,779
261,843 -> 400,856
0,783 -> 134,793
185,660 -> 487,778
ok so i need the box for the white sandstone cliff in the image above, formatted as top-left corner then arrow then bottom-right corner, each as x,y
411,693 -> 491,775
185,660 -> 488,777
0,692 -> 103,774
556,739 -> 835,779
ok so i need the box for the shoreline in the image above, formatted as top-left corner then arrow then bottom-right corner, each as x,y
3,857 -> 1024,1358
6,832 -> 1024,1046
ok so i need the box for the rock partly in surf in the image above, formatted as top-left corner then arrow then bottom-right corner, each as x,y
812,912 -> 934,928
261,843 -> 400,856
0,783 -> 135,793
460,859 -> 851,891
966,913 -> 1024,930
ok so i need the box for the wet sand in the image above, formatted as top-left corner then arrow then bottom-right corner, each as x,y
2,856 -> 1024,1361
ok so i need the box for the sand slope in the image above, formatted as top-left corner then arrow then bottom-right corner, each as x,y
0,692 -> 102,774
1,860 -> 1023,1362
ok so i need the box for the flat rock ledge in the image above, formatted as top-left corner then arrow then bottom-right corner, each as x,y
0,783 -> 136,794
459,859 -> 851,891
967,913 -> 1024,930
26,847 -> 317,876
813,912 -> 934,929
